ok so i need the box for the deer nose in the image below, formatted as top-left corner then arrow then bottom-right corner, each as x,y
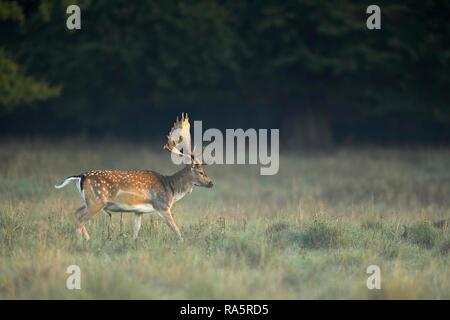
207,181 -> 214,188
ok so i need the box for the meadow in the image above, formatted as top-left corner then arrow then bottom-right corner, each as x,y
0,139 -> 449,299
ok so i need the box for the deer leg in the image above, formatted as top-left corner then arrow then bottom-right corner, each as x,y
132,213 -> 143,241
104,209 -> 113,239
76,202 -> 105,241
73,206 -> 87,240
81,225 -> 90,240
75,210 -> 91,241
148,215 -> 157,233
108,212 -> 112,237
119,212 -> 123,234
160,209 -> 183,242
75,206 -> 85,215
75,222 -> 90,241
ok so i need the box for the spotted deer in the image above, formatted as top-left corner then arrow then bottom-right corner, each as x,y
55,113 -> 213,242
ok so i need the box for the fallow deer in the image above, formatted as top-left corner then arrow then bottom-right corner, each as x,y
55,113 -> 213,242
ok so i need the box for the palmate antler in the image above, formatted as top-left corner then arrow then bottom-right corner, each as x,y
164,113 -> 199,164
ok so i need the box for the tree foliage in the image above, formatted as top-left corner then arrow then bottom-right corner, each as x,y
0,0 -> 59,112
0,0 -> 449,143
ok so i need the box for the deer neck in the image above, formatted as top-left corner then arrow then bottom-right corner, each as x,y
166,166 -> 194,200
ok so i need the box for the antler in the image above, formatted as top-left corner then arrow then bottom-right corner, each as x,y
164,113 -> 195,163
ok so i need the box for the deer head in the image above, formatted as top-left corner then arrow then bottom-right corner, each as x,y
164,113 -> 213,188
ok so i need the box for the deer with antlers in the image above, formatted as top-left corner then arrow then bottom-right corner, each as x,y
55,113 -> 213,242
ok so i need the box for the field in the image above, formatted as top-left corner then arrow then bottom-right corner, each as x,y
0,139 -> 449,299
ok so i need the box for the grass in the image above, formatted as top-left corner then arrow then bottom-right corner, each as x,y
0,139 -> 449,299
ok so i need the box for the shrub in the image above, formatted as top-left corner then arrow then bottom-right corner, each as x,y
265,219 -> 353,249
298,220 -> 349,249
404,221 -> 440,249
438,237 -> 450,255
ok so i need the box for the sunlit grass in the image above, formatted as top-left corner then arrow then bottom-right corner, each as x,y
0,140 -> 449,299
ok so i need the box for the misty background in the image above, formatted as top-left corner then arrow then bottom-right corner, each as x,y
0,0 -> 449,148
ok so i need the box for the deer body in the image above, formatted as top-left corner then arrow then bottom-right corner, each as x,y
55,113 -> 213,242
80,168 -> 195,213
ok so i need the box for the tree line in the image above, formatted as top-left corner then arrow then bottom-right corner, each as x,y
1,0 -> 449,146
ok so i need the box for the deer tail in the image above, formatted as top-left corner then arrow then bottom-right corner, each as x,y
54,175 -> 83,189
